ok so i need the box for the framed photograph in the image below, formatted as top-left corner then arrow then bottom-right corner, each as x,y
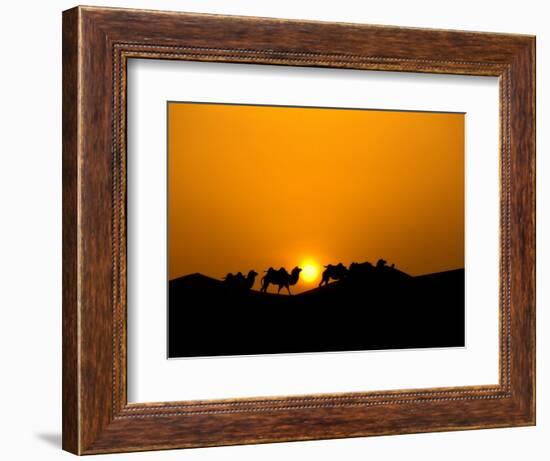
62,6 -> 535,455
166,101 -> 465,358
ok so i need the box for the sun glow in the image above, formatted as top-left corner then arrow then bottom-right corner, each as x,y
300,260 -> 320,284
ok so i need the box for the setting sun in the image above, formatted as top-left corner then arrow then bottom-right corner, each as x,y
301,260 -> 320,284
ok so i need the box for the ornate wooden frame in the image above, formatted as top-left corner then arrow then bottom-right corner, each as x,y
62,5 -> 535,455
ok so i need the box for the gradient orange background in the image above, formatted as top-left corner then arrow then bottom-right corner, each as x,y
168,102 -> 464,292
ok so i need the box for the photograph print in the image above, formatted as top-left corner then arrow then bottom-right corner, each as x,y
168,102 -> 465,358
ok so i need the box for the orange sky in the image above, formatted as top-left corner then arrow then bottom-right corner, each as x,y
168,102 -> 464,292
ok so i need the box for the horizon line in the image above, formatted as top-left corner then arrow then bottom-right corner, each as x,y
169,266 -> 465,283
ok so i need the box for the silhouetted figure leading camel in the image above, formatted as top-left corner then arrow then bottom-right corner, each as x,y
261,266 -> 302,294
224,270 -> 258,291
319,263 -> 348,286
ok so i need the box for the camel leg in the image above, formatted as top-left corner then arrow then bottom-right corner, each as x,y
286,285 -> 291,295
277,285 -> 282,294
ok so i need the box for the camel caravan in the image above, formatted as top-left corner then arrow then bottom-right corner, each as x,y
223,267 -> 302,295
321,259 -> 397,286
224,258 -> 398,295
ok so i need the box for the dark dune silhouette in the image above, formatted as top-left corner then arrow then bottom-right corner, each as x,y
168,265 -> 465,358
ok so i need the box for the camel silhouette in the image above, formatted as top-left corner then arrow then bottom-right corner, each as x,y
348,259 -> 400,280
224,270 -> 258,291
376,258 -> 387,269
349,261 -> 374,278
261,266 -> 302,295
319,263 -> 348,287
